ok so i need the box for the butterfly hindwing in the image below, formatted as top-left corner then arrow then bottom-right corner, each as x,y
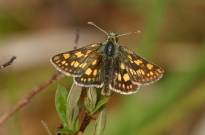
119,46 -> 165,85
50,43 -> 101,77
109,56 -> 139,94
74,54 -> 104,88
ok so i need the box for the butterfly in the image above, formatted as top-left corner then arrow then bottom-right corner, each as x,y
50,22 -> 164,95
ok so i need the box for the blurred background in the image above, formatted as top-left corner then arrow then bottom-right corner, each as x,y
0,0 -> 205,135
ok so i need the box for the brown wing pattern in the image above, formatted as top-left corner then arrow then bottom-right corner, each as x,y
119,46 -> 165,85
109,56 -> 139,94
50,43 -> 101,77
74,54 -> 104,88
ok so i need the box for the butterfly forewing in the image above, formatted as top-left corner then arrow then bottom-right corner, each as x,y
51,43 -> 101,77
74,54 -> 104,88
119,46 -> 164,85
109,56 -> 139,94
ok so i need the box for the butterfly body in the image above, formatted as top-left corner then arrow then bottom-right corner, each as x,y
51,31 -> 164,95
102,37 -> 117,95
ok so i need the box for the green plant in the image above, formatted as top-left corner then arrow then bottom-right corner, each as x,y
55,84 -> 109,135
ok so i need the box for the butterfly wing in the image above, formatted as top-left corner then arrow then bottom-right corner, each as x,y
74,53 -> 104,88
50,43 -> 101,77
119,46 -> 164,85
109,56 -> 139,95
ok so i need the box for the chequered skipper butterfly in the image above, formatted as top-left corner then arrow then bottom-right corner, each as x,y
50,22 -> 164,95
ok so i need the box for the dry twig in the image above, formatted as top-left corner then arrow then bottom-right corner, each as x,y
0,56 -> 16,70
0,72 -> 62,126
0,27 -> 93,135
0,28 -> 81,126
78,113 -> 92,134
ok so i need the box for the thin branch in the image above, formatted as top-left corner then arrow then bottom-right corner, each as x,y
75,88 -> 97,135
41,120 -> 53,135
0,28 -> 81,126
0,72 -> 62,126
78,112 -> 92,134
0,56 -> 16,70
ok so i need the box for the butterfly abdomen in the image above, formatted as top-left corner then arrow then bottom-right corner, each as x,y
102,42 -> 116,95
102,57 -> 113,95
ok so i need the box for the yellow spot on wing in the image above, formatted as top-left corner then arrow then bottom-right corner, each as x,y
137,69 -> 145,75
75,51 -> 84,58
140,69 -> 145,75
61,61 -> 66,64
134,59 -> 143,65
122,84 -> 125,89
91,44 -> 97,47
129,69 -> 136,75
71,61 -> 75,66
123,74 -> 130,82
127,85 -> 130,89
150,71 -> 154,75
63,53 -> 70,59
118,74 -> 122,81
92,60 -> 97,65
120,63 -> 125,69
147,64 -> 153,70
85,68 -> 92,75
86,50 -> 92,54
157,69 -> 163,73
93,69 -> 97,76
128,55 -> 132,60
74,61 -> 79,67
129,69 -> 133,75
80,63 -> 87,68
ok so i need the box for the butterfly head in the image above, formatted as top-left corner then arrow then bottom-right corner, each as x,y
107,32 -> 119,43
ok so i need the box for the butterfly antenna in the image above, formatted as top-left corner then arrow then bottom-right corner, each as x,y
88,22 -> 108,36
117,30 -> 141,37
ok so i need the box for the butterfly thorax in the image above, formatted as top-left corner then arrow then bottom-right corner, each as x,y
103,32 -> 119,57
104,41 -> 115,57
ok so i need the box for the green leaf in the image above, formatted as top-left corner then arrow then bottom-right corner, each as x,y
94,108 -> 107,135
84,88 -> 98,113
67,84 -> 82,132
57,127 -> 73,134
67,104 -> 79,132
55,84 -> 68,127
92,97 -> 109,114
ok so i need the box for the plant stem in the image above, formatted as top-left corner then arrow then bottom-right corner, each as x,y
77,112 -> 92,135
0,72 -> 62,126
